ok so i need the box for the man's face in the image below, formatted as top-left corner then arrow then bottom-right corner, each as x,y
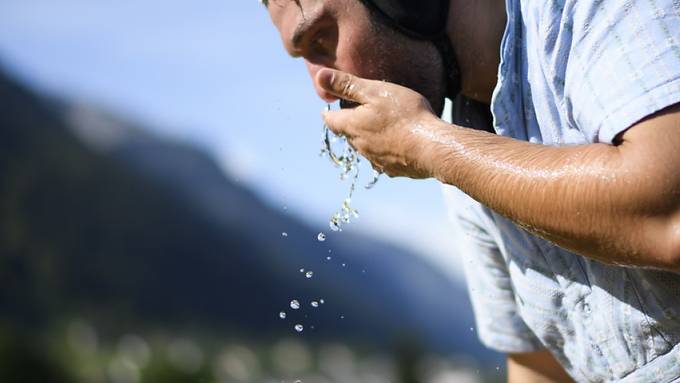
267,0 -> 447,114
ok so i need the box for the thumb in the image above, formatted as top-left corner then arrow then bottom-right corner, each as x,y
316,68 -> 375,104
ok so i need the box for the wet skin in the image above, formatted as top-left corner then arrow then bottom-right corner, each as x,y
267,0 -> 680,272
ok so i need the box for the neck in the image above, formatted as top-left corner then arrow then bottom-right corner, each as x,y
446,0 -> 507,104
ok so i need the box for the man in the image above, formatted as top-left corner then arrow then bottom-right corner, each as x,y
264,0 -> 680,381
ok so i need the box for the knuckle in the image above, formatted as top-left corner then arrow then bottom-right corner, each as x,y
337,75 -> 355,96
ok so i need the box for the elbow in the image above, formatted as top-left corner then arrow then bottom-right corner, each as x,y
669,228 -> 680,274
641,214 -> 680,273
662,217 -> 680,273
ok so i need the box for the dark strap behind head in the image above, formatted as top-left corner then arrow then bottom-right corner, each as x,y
358,0 -> 449,39
358,0 -> 461,99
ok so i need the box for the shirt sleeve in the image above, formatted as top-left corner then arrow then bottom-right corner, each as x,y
442,186 -> 544,354
564,0 -> 680,144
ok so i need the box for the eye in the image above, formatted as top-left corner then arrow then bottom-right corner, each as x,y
310,31 -> 329,55
307,26 -> 337,63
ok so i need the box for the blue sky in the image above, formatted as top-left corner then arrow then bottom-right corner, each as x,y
0,0 -> 465,280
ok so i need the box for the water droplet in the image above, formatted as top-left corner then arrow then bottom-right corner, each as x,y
282,232 -> 288,237
299,268 -> 305,273
290,300 -> 300,310
294,324 -> 304,332
469,327 -> 474,332
311,301 -> 319,308
305,271 -> 314,279
326,256 -> 332,261
279,312 -> 287,319
340,315 -> 345,319
317,232 -> 326,242
342,263 -> 346,267
365,170 -> 381,189
329,217 -> 341,232
319,299 -> 325,304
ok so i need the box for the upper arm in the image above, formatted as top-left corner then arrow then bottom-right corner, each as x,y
507,350 -> 574,383
614,103 -> 680,270
565,0 -> 680,144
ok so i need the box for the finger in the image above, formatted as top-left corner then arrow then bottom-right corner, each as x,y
316,68 -> 379,104
322,109 -> 357,138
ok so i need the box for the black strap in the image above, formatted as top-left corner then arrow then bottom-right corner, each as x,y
432,33 -> 461,101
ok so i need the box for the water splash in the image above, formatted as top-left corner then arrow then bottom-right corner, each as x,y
320,103 -> 382,231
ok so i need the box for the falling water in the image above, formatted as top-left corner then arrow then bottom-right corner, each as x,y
320,104 -> 381,232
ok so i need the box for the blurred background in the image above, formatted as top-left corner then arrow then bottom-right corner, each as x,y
0,0 -> 505,382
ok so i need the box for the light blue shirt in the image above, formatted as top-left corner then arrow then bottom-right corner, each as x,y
445,0 -> 680,381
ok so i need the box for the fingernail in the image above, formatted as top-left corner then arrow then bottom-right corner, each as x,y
317,68 -> 335,90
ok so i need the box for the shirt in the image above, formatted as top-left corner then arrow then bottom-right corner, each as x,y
443,0 -> 680,381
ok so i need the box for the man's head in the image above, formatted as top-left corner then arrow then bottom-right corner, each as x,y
266,0 -> 449,115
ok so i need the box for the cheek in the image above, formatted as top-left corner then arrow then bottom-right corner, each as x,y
337,37 -> 391,80
334,19 -> 390,79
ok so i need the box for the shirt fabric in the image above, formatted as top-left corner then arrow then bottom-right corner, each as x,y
443,0 -> 680,381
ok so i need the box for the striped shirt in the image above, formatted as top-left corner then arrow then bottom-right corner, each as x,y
444,0 -> 680,381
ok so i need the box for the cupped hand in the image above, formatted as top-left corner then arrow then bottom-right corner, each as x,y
317,68 -> 443,179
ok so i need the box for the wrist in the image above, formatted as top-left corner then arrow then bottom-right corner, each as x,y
409,116 -> 458,181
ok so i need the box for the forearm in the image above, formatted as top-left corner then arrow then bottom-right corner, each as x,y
314,69 -> 680,270
416,118 -> 680,271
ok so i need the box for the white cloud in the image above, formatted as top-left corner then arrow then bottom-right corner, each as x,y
218,140 -> 262,182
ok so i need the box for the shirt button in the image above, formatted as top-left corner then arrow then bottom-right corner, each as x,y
583,302 -> 592,315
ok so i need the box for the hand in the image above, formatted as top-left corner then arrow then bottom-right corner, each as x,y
318,68 -> 442,179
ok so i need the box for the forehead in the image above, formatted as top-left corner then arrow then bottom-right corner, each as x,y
268,0 -> 316,30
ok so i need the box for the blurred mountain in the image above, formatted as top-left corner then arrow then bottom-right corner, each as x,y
0,66 -> 495,362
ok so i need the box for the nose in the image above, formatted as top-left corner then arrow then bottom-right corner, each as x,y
305,60 -> 339,103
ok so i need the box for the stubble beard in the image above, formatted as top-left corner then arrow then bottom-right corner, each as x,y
362,8 -> 448,116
